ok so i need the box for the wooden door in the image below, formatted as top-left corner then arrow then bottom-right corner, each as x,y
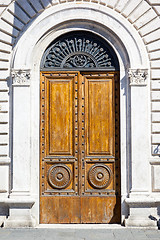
40,71 -> 120,223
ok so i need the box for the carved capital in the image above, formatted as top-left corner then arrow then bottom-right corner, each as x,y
12,69 -> 31,86
128,69 -> 148,86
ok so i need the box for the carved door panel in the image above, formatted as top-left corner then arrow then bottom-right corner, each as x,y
40,71 -> 120,223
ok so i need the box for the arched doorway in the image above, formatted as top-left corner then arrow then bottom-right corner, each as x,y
39,31 -> 121,223
8,2 -> 151,227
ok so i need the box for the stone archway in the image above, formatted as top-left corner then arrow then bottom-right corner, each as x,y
4,3 -> 155,227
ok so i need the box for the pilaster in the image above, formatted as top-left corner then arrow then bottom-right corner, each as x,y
4,70 -> 35,228
128,69 -> 149,195
125,69 -> 158,228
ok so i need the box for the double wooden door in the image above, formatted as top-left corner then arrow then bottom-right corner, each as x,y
40,71 -> 120,223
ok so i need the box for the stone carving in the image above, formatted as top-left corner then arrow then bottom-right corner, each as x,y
41,32 -> 119,70
88,164 -> 112,189
128,69 -> 148,86
12,69 -> 31,86
48,164 -> 72,189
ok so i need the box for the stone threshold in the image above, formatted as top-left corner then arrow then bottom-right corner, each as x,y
36,224 -> 124,229
36,224 -> 158,229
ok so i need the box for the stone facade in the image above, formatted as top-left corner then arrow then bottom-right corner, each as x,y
0,0 -> 160,228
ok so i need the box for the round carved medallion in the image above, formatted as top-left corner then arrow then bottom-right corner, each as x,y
88,164 -> 112,189
48,164 -> 72,189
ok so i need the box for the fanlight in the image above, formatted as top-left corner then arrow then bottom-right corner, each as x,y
41,31 -> 119,70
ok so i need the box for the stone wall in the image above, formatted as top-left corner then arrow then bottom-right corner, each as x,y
0,0 -> 160,227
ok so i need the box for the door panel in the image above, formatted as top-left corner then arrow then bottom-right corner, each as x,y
81,196 -> 116,223
40,197 -> 81,223
40,71 -> 120,224
84,75 -> 114,155
40,73 -> 78,200
45,75 -> 74,156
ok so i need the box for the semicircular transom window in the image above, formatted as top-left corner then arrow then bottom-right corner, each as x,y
41,31 -> 119,70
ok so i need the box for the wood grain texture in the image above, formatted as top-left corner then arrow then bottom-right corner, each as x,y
46,77 -> 74,155
40,196 -> 119,223
84,75 -> 114,156
81,196 -> 117,223
40,197 -> 81,223
40,71 -> 120,224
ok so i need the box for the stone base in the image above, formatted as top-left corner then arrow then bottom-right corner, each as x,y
0,197 -> 36,228
125,197 -> 160,229
125,218 -> 158,229
4,216 -> 36,228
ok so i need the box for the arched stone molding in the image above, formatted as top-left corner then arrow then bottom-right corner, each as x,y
3,3 -> 157,228
11,2 -> 150,68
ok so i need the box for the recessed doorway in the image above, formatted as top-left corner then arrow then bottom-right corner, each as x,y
39,32 -> 120,224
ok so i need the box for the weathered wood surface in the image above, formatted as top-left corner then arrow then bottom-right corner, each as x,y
40,72 -> 120,223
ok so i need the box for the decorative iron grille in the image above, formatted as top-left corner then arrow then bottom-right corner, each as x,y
41,31 -> 119,70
